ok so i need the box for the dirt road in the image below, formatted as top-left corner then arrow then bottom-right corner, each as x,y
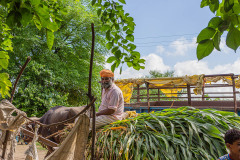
14,144 -> 47,160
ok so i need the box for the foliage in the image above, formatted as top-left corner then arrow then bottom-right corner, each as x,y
197,0 -> 240,60
86,107 -> 240,159
0,0 -> 63,98
92,0 -> 145,72
148,70 -> 174,78
0,11 -> 13,98
0,0 -> 145,98
131,70 -> 175,103
5,0 -> 106,117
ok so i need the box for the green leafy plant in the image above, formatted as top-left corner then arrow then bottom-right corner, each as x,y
197,0 -> 240,60
86,107 -> 240,159
92,0 -> 145,72
4,0 -> 106,116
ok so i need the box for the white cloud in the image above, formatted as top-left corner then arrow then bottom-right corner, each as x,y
156,45 -> 165,54
104,37 -> 240,80
166,37 -> 197,56
174,60 -> 211,76
212,58 -> 240,74
114,53 -> 170,79
174,58 -> 240,76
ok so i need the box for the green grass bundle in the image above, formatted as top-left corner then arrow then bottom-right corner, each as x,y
86,107 -> 240,160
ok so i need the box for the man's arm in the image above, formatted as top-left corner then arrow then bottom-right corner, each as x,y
96,108 -> 115,117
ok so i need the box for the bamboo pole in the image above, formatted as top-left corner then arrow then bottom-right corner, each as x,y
88,23 -> 96,160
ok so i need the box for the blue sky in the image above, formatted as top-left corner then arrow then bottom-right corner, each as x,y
105,0 -> 240,79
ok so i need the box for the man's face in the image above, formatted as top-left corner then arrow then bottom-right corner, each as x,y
101,77 -> 113,89
227,139 -> 240,157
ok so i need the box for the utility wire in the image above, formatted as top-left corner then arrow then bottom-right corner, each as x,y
137,42 -> 197,47
135,38 -> 195,44
135,33 -> 199,39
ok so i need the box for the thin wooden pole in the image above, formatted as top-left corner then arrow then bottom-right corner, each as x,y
10,56 -> 31,103
88,23 -> 96,160
158,89 -> 160,102
1,131 -> 11,159
146,83 -> 150,113
187,84 -> 192,106
137,84 -> 140,103
3,56 -> 31,159
231,74 -> 238,113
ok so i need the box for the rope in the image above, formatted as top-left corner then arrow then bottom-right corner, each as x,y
25,124 -> 40,160
7,131 -> 17,160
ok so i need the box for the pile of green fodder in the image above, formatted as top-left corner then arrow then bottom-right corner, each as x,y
85,107 -> 240,160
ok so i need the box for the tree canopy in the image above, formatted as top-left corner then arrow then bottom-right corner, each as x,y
2,0 -> 108,116
0,0 -> 146,99
197,0 -> 240,60
1,0 -> 240,113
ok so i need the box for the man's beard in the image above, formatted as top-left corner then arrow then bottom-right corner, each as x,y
101,81 -> 113,89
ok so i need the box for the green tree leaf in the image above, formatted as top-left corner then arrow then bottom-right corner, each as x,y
107,56 -> 117,63
233,3 -> 240,14
97,9 -> 102,16
33,15 -> 42,30
224,0 -> 234,12
126,34 -> 134,42
115,50 -> 121,59
111,62 -> 116,72
106,30 -> 111,40
197,40 -> 214,60
209,0 -> 219,13
139,59 -> 145,63
101,24 -> 110,31
121,39 -> 128,44
123,26 -> 128,31
0,73 -> 11,98
47,29 -> 54,50
226,26 -> 240,51
133,64 -> 140,70
131,51 -> 140,59
92,0 -> 97,6
112,46 -> 119,53
118,0 -> 126,4
127,62 -> 133,67
30,0 -> 40,6
20,8 -> 32,27
213,31 -> 221,51
106,42 -> 113,50
200,0 -> 210,8
208,17 -> 223,29
120,66 -> 122,74
197,27 -> 216,43
127,43 -> 136,50
0,51 -> 9,70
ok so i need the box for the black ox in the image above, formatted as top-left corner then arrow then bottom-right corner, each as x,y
23,105 -> 87,156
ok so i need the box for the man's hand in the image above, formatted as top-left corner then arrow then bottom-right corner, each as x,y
96,108 -> 115,117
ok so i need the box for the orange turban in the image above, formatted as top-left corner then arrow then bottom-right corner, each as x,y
100,69 -> 114,77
